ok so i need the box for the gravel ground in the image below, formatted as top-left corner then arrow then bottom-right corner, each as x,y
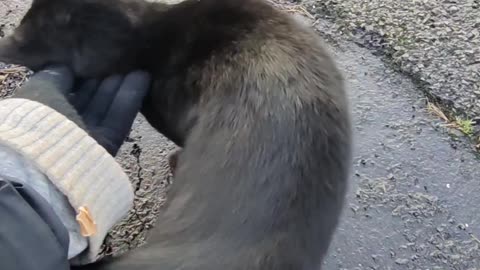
1,0 -> 480,268
295,0 -> 480,141
0,63 -> 31,98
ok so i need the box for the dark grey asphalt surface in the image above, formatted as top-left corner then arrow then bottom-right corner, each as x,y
311,18 -> 480,269
1,1 -> 480,268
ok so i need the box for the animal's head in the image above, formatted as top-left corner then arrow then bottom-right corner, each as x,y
0,0 -> 150,77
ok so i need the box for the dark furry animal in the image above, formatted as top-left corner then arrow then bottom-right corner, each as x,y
0,0 -> 352,269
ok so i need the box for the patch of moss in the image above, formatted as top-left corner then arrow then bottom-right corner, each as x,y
455,117 -> 474,136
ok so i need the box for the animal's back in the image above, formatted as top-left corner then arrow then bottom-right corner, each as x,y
78,0 -> 352,269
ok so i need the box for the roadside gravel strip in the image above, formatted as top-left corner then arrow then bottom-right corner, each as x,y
300,0 -> 480,123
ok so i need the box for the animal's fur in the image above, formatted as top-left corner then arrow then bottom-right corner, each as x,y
0,0 -> 353,269
168,148 -> 181,177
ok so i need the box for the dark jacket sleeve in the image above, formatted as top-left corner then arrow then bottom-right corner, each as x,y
0,177 -> 70,270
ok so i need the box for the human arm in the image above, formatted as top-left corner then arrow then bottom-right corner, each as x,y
0,66 -> 151,266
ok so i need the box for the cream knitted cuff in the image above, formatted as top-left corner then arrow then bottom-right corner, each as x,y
0,98 -> 134,265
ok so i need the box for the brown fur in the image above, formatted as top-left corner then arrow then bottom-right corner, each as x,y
0,0 -> 353,269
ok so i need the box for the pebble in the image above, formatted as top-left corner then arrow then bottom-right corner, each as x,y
395,258 -> 410,265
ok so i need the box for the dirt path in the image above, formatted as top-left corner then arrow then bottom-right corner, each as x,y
1,0 -> 479,268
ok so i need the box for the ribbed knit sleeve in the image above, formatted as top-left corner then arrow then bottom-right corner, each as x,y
0,98 -> 134,265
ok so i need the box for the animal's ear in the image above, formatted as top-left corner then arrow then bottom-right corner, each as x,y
30,0 -> 48,6
30,0 -> 72,7
0,35 -> 29,67
28,0 -> 73,24
29,0 -> 56,9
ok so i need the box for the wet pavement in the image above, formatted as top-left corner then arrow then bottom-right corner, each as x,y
313,19 -> 480,269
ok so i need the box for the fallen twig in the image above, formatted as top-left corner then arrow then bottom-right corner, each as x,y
427,101 -> 449,123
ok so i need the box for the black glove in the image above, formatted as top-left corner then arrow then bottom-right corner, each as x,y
13,65 -> 151,156
13,65 -> 87,129
69,72 -> 151,155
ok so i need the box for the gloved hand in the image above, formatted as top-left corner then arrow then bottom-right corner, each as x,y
13,65 -> 151,156
69,72 -> 151,156
13,66 -> 86,129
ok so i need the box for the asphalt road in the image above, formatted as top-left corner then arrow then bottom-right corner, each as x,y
312,18 -> 480,269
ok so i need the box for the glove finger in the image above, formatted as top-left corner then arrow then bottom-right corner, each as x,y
100,71 -> 151,138
14,65 -> 74,98
83,74 -> 123,127
71,78 -> 100,113
88,127 -> 122,156
30,65 -> 74,94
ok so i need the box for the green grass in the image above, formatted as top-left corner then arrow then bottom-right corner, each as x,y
455,117 -> 474,136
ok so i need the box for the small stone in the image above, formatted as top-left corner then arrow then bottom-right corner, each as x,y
450,254 -> 461,260
405,234 -> 417,242
395,258 -> 409,265
448,6 -> 459,13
